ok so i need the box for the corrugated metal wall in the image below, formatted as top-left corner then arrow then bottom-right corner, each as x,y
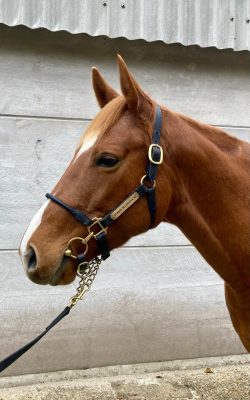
0,0 -> 250,51
0,24 -> 249,376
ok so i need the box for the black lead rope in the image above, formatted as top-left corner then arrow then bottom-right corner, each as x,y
0,105 -> 163,374
0,307 -> 71,373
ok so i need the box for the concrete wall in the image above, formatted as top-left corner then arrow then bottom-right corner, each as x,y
0,24 -> 249,376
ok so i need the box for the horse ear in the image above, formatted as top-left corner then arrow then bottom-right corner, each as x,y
92,67 -> 119,108
117,54 -> 151,113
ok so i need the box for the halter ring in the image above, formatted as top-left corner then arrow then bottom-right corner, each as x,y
65,236 -> 90,259
140,175 -> 156,189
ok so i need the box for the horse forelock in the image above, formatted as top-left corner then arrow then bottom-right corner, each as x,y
77,96 -> 127,150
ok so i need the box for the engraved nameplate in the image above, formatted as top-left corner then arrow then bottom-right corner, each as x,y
111,192 -> 140,220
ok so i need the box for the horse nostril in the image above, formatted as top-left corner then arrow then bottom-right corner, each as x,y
26,246 -> 37,272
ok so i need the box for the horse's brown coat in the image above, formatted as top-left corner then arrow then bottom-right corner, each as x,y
21,56 -> 250,352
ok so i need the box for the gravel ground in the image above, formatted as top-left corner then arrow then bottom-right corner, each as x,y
0,355 -> 249,400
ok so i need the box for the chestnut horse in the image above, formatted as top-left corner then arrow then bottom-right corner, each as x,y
20,56 -> 250,352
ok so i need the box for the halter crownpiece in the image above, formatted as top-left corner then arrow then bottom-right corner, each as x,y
46,104 -> 163,264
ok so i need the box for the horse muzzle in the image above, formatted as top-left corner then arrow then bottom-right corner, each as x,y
22,244 -> 76,285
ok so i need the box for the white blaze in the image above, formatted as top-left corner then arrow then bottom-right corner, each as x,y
74,134 -> 98,162
20,200 -> 50,263
20,132 -> 98,264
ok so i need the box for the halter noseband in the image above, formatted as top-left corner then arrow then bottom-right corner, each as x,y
46,105 -> 163,264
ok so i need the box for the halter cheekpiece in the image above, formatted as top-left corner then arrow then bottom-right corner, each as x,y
46,105 -> 163,264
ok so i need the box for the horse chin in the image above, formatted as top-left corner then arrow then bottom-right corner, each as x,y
49,256 -> 77,286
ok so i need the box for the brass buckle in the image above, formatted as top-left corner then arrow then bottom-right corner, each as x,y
148,144 -> 163,165
87,217 -> 108,239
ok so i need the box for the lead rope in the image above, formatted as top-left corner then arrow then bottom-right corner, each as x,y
0,257 -> 102,374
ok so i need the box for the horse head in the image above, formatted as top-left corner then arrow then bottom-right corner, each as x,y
19,56 -> 172,285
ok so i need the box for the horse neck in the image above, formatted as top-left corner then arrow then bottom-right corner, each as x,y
162,109 -> 250,290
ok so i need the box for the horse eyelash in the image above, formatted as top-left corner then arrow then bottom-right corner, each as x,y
95,153 -> 119,167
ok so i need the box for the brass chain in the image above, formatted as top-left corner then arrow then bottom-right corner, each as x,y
68,256 -> 102,308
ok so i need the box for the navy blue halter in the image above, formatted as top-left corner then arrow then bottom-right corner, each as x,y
46,105 -> 163,262
0,105 -> 163,374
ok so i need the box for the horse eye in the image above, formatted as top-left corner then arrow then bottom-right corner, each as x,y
96,154 -> 119,168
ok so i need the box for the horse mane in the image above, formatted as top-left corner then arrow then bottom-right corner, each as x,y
174,110 -> 242,153
78,96 -> 126,147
